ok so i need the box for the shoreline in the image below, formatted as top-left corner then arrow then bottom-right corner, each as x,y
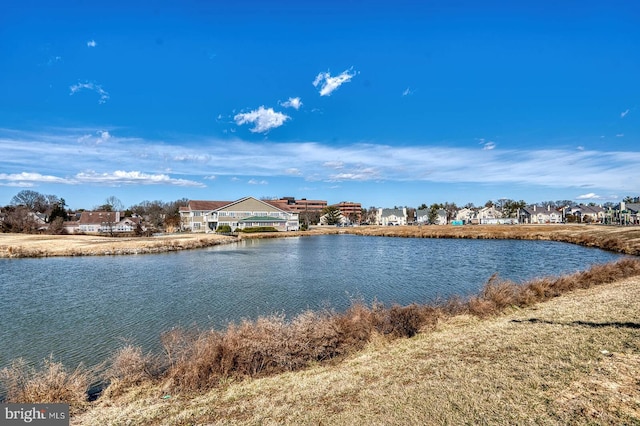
0,233 -> 237,258
3,224 -> 639,258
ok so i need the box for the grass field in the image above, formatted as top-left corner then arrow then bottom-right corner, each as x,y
2,225 -> 639,424
0,233 -> 235,257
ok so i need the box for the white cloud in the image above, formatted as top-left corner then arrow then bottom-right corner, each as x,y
0,182 -> 35,188
280,97 -> 302,110
75,170 -> 205,187
3,129 -> 640,196
0,172 -> 68,184
482,142 -> 496,150
234,106 -> 290,133
312,68 -> 357,96
323,161 -> 344,169
329,167 -> 380,182
248,178 -> 268,185
70,82 -> 110,104
576,193 -> 601,200
98,131 -> 111,142
87,40 -> 97,47
402,87 -> 413,96
616,134 -> 624,137
621,109 -> 629,118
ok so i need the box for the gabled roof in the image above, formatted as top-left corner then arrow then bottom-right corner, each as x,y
186,200 -> 232,211
623,203 -> 640,213
379,208 -> 405,217
183,197 -> 295,214
78,211 -> 119,225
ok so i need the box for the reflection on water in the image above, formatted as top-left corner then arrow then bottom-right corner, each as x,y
0,235 -> 626,369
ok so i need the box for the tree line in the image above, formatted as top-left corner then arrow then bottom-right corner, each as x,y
2,190 -> 638,233
0,190 -> 188,234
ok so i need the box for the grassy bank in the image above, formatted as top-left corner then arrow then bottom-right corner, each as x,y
2,258 -> 640,424
245,224 -> 640,256
0,233 -> 236,258
70,266 -> 640,425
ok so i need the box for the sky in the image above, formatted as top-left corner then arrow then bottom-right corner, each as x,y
1,1 -> 639,210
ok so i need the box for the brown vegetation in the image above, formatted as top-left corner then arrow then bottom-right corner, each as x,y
141,258 -> 638,394
0,357 -> 91,414
0,233 -> 236,258
252,224 -> 640,256
2,226 -> 640,424
72,272 -> 640,425
5,258 -> 637,410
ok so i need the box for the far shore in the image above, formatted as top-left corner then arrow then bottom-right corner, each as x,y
1,224 -> 640,258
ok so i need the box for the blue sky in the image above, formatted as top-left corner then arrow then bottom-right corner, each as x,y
1,1 -> 638,210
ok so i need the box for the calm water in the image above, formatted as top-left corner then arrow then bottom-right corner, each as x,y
0,235 -> 627,370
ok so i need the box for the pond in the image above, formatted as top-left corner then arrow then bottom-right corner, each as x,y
0,235 -> 627,370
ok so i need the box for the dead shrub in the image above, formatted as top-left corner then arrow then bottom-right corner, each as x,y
0,357 -> 89,409
373,304 -> 427,337
121,258 -> 640,393
162,328 -> 226,390
105,345 -> 158,391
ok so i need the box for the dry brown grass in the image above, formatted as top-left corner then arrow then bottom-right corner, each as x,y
72,274 -> 640,425
246,224 -> 640,256
0,233 -> 236,257
0,356 -> 91,413
102,258 -> 639,396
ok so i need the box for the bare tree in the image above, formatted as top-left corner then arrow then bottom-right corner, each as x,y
104,196 -> 124,212
11,190 -> 48,212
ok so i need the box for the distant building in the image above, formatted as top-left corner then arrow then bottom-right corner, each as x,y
77,211 -> 142,233
518,205 -> 561,224
179,196 -> 299,232
335,201 -> 362,223
270,197 -> 327,213
377,208 -> 407,226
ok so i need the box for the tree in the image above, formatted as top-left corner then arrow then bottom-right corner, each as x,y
405,207 -> 416,224
48,199 -> 68,223
11,190 -> 48,212
442,202 -> 457,222
428,203 -> 441,224
502,199 -> 526,218
321,206 -> 342,225
1,206 -> 39,233
623,196 -> 640,203
103,196 -> 124,212
484,200 -> 494,208
47,217 -> 66,235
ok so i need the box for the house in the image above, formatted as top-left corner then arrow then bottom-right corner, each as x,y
179,196 -> 299,232
518,205 -> 561,224
377,208 -> 407,226
415,208 -> 429,225
565,204 -> 605,223
455,207 -> 476,224
77,211 -> 142,233
415,208 -> 447,225
476,206 -> 504,224
614,202 -> 640,225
